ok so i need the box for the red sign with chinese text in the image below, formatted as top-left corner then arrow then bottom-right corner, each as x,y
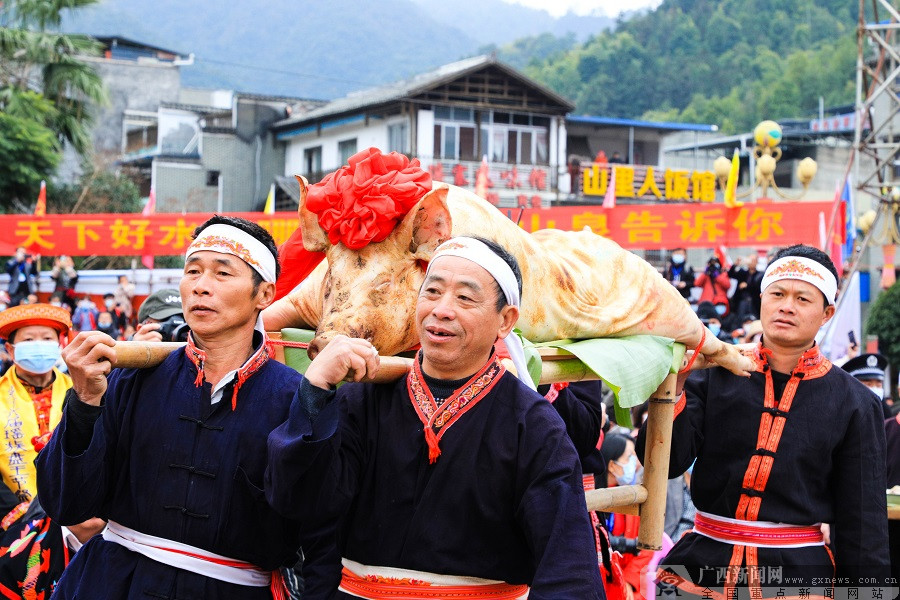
0,202 -> 836,257
0,213 -> 299,257
506,201 -> 836,250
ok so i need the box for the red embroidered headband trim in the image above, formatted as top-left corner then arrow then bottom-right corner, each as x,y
188,236 -> 262,270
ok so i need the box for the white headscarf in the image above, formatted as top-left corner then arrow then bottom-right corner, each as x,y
761,256 -> 837,305
426,237 -> 535,390
186,223 -> 277,283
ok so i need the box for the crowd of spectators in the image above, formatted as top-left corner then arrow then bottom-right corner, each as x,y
662,247 -> 771,346
1,248 -> 175,376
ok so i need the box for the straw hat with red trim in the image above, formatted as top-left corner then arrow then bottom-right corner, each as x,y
0,304 -> 72,341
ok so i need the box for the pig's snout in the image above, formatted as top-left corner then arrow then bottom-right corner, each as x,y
306,333 -> 333,360
307,326 -> 374,360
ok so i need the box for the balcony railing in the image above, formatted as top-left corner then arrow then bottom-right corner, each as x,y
300,158 -> 560,209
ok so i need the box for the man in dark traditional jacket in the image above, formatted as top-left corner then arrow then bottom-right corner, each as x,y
639,244 -> 890,599
267,236 -> 604,599
36,216 -> 304,599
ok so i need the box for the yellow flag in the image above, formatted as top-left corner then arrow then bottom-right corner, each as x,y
724,149 -> 743,208
264,183 -> 276,215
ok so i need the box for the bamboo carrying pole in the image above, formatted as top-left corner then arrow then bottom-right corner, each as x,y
637,373 -> 678,550
113,340 -> 724,382
585,484 -> 647,515
111,339 -> 701,548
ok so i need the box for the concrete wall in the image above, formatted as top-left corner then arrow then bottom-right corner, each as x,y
154,160 -> 214,213
58,57 -> 181,182
283,117 -> 391,176
154,130 -> 284,213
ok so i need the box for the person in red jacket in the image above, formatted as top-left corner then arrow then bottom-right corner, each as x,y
693,256 -> 731,308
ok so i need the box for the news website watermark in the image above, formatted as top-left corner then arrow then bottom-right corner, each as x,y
645,564 -> 898,599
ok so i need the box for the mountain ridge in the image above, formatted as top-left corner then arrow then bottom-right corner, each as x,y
61,0 -> 613,99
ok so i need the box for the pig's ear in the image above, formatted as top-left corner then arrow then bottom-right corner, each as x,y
295,175 -> 329,252
397,187 -> 452,259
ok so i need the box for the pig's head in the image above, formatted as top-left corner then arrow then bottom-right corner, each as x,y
296,176 -> 453,358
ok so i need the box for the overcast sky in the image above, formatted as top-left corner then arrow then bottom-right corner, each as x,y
505,0 -> 662,18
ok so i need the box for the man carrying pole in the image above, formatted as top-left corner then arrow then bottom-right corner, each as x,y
36,215 -> 304,599
266,236 -> 604,599
641,244 -> 890,599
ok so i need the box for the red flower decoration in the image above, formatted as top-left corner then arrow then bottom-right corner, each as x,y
305,148 -> 433,250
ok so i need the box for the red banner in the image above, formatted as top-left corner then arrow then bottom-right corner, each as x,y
0,213 -> 299,257
511,201 -> 835,250
0,201 -> 835,257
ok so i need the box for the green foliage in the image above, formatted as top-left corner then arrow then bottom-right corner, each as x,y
46,165 -> 144,270
867,281 -> 900,381
483,32 -> 578,71
48,165 -> 142,214
525,0 -> 857,131
0,0 -> 105,207
0,103 -> 60,211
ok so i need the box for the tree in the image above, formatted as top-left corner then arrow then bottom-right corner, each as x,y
0,93 -> 60,212
48,161 -> 142,215
0,0 -> 106,209
524,0 -> 855,125
48,161 -> 144,269
867,280 -> 900,403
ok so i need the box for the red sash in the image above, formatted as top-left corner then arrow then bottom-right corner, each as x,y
339,565 -> 527,599
693,512 -> 824,547
407,354 -> 505,464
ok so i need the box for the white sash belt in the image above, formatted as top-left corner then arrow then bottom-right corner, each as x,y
102,520 -> 271,587
692,511 -> 825,549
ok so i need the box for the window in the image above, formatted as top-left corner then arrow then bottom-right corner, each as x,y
388,122 -> 409,154
434,106 -> 474,122
535,130 -> 548,164
433,124 -> 478,161
492,130 -> 507,163
206,170 -> 220,186
507,130 -> 518,164
453,108 -> 473,122
443,125 -> 457,159
520,131 -> 533,165
304,146 -> 322,174
433,125 -> 442,158
338,138 -> 357,165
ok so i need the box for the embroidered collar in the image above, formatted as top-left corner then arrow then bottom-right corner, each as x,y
750,341 -> 831,379
407,352 -> 505,464
184,331 -> 272,410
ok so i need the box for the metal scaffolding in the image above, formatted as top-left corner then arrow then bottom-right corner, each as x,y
849,0 -> 900,272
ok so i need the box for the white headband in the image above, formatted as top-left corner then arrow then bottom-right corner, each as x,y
427,237 -> 535,390
761,256 -> 837,305
186,223 -> 277,283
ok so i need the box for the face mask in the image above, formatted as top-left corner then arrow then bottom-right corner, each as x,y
98,324 -> 117,337
671,255 -> 685,265
0,304 -> 6,311
709,323 -> 721,336
14,340 -> 61,374
870,387 -> 884,401
715,305 -> 727,316
104,299 -> 115,309
757,259 -> 767,271
615,454 -> 641,486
